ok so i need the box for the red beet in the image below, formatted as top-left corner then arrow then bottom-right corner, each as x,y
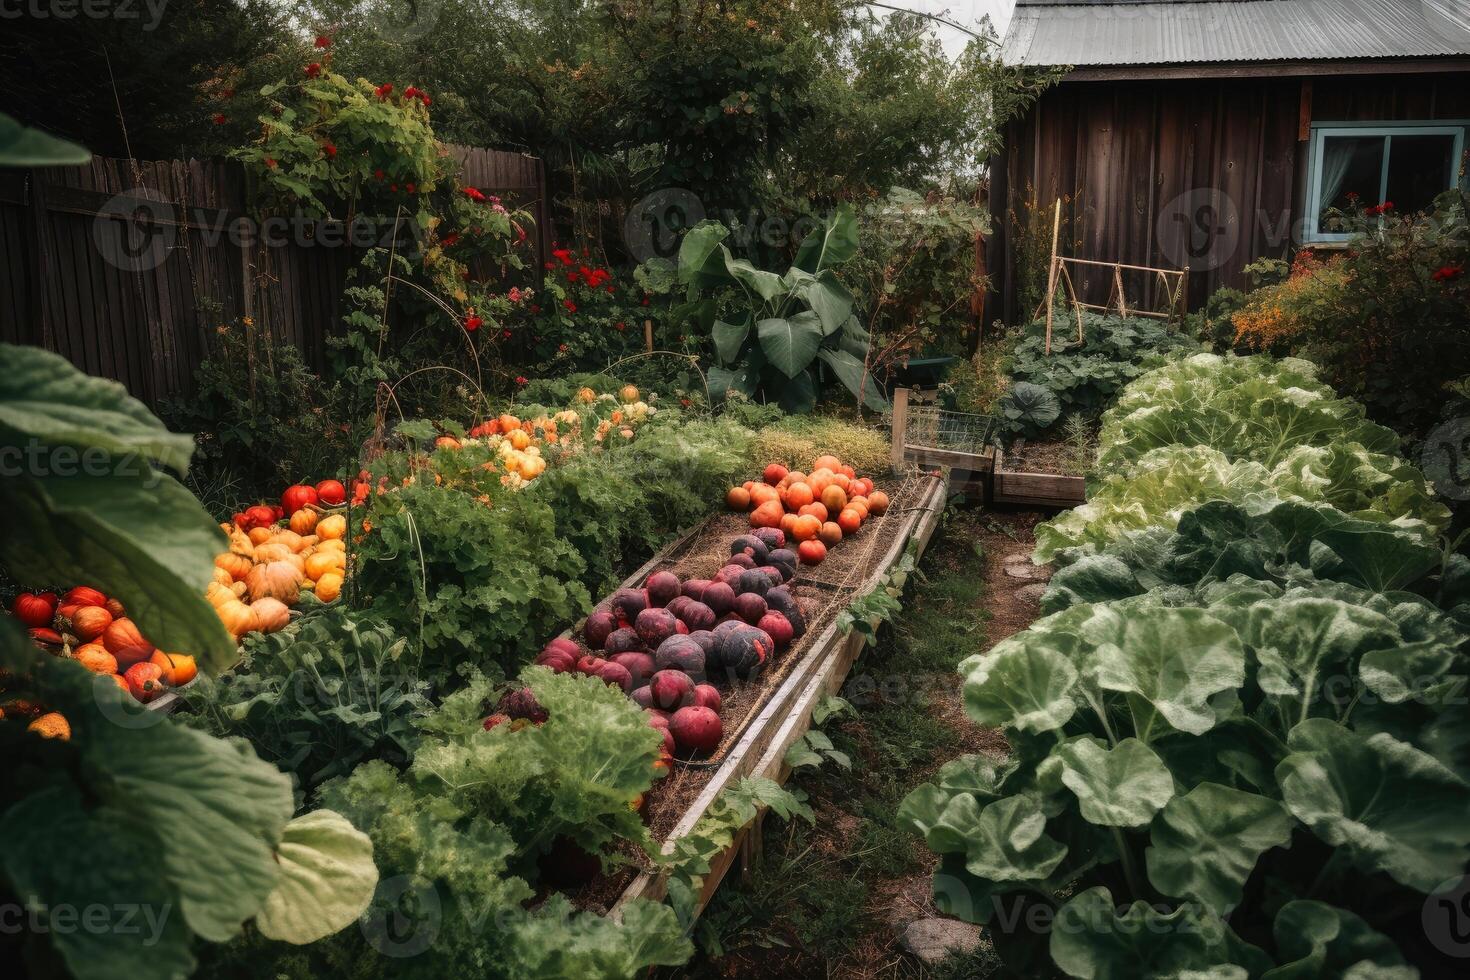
544,637 -> 579,658
584,610 -> 619,649
736,569 -> 771,596
576,655 -> 607,676
714,564 -> 745,588
755,565 -> 785,587
535,650 -> 576,673
666,595 -> 692,621
726,552 -> 757,570
645,570 -> 682,607
611,588 -> 647,622
595,661 -> 633,692
670,705 -> 723,755
734,592 -> 768,624
605,627 -> 644,654
692,684 -> 722,712
646,708 -> 671,726
631,685 -> 654,709
703,581 -> 736,615
681,579 -> 713,601
687,629 -> 717,655
649,669 -> 696,710
679,600 -> 716,632
730,534 -> 770,564
635,607 -> 680,648
753,527 -> 785,550
611,651 -> 656,686
654,635 -> 706,676
757,611 -> 794,648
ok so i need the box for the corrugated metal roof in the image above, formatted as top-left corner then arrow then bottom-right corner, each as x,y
1001,0 -> 1470,66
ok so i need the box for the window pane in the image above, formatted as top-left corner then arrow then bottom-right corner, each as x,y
1318,135 -> 1385,216
1386,134 -> 1457,215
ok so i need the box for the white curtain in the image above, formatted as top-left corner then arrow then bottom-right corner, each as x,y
1317,138 -> 1358,212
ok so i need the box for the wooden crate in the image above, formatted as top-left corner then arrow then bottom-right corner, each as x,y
991,445 -> 1086,508
610,473 -> 948,921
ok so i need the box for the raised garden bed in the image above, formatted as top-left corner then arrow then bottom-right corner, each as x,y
992,440 -> 1087,508
555,472 -> 948,920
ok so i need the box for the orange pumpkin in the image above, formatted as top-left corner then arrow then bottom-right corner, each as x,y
791,514 -> 822,542
150,650 -> 198,687
867,490 -> 890,515
316,514 -> 347,540
290,509 -> 319,535
840,464 -> 856,480
798,502 -> 828,522
726,486 -> 751,511
762,463 -> 788,485
784,482 -> 814,509
779,512 -> 800,536
749,501 -> 785,529
837,508 -> 863,535
820,485 -> 848,513
103,618 -> 153,667
813,454 -> 842,472
248,526 -> 274,545
70,605 -> 113,642
247,561 -> 302,605
73,643 -> 117,675
819,521 -> 843,546
215,552 -> 252,581
749,483 -> 780,508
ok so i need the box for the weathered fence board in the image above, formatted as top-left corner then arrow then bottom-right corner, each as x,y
0,146 -> 548,408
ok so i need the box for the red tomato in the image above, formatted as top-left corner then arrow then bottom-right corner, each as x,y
241,505 -> 277,530
315,479 -> 347,506
11,592 -> 58,628
280,484 -> 318,515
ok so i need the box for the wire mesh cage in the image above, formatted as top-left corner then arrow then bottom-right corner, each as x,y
899,403 -> 997,459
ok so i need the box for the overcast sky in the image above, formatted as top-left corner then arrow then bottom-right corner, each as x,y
878,0 -> 1017,55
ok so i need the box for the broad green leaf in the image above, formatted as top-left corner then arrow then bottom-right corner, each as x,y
0,465 -> 235,669
1050,886 -> 1255,980
0,343 -> 195,471
948,795 -> 1068,883
1093,607 -> 1244,738
817,348 -> 888,410
1277,718 -> 1470,892
793,204 -> 859,273
963,632 -> 1080,734
805,269 -> 854,334
706,361 -> 760,401
676,220 -> 731,291
1052,736 -> 1175,828
1241,598 -> 1398,709
1261,900 -> 1411,980
1146,783 -> 1291,914
0,788 -> 197,980
723,254 -> 786,303
255,809 -> 379,944
506,895 -> 693,978
0,112 -> 90,166
775,367 -> 818,414
757,312 -> 824,379
1315,523 -> 1441,592
711,316 -> 750,365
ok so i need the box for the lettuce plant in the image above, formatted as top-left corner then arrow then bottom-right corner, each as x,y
900,580 -> 1470,976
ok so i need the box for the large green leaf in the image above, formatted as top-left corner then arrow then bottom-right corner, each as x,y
676,220 -> 732,291
954,795 -> 1069,882
1260,901 -> 1412,980
804,269 -> 854,334
1314,523 -> 1442,592
0,112 -> 90,167
711,316 -> 750,365
0,343 -> 195,472
1276,718 -> 1470,892
817,348 -> 888,410
757,312 -> 824,379
255,809 -> 379,944
0,465 -> 235,669
1092,607 -> 1244,738
706,361 -> 760,401
1049,736 -> 1175,828
1240,598 -> 1398,709
792,204 -> 859,273
1146,782 -> 1291,914
723,254 -> 786,303
1050,886 -> 1262,980
774,367 -> 818,414
0,788 -> 197,980
962,632 -> 1080,734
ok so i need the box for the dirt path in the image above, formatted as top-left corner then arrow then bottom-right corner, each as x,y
679,507 -> 1049,979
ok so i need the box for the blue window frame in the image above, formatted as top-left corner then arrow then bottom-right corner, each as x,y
1305,121 -> 1467,242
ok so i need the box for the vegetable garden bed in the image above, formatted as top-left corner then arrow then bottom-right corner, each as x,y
560,471 -> 947,919
991,443 -> 1087,508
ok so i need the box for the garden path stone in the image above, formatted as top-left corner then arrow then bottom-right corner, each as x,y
901,917 -> 980,965
1015,582 -> 1048,602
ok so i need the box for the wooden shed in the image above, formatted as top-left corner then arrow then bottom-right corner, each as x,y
990,0 -> 1470,323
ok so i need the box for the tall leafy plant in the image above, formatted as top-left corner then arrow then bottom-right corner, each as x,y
678,207 -> 886,412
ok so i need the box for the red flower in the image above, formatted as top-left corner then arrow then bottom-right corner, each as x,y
265,157 -> 277,169
375,83 -> 393,99
514,222 -> 527,243
464,187 -> 486,202
421,95 -> 431,107
641,296 -> 650,306
211,113 -> 227,125
558,343 -> 569,352
543,261 -> 554,270
374,168 -> 384,180
305,62 -> 322,78
389,184 -> 398,192
314,34 -> 332,48
615,321 -> 626,332
503,329 -> 513,338
441,232 -> 460,248
322,142 -> 337,158
465,312 -> 483,331
404,86 -> 419,98
552,248 -> 573,265
221,88 -> 234,99
406,183 -> 416,194
563,299 -> 577,313
515,376 -> 529,386
1432,265 -> 1464,282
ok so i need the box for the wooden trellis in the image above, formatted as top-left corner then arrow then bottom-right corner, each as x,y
1035,200 -> 1190,354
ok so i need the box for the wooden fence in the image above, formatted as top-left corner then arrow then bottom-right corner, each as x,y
0,146 -> 549,408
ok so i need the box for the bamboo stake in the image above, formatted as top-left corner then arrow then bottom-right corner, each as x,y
644,318 -> 654,353
1044,199 -> 1061,355
1114,263 -> 1128,319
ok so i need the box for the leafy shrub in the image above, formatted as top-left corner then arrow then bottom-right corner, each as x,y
182,604 -> 433,789
994,381 -> 1060,439
1230,190 -> 1470,433
1095,352 -> 1400,472
1005,312 -> 1201,422
900,577 -> 1470,976
679,209 -> 886,413
938,343 -> 1010,416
